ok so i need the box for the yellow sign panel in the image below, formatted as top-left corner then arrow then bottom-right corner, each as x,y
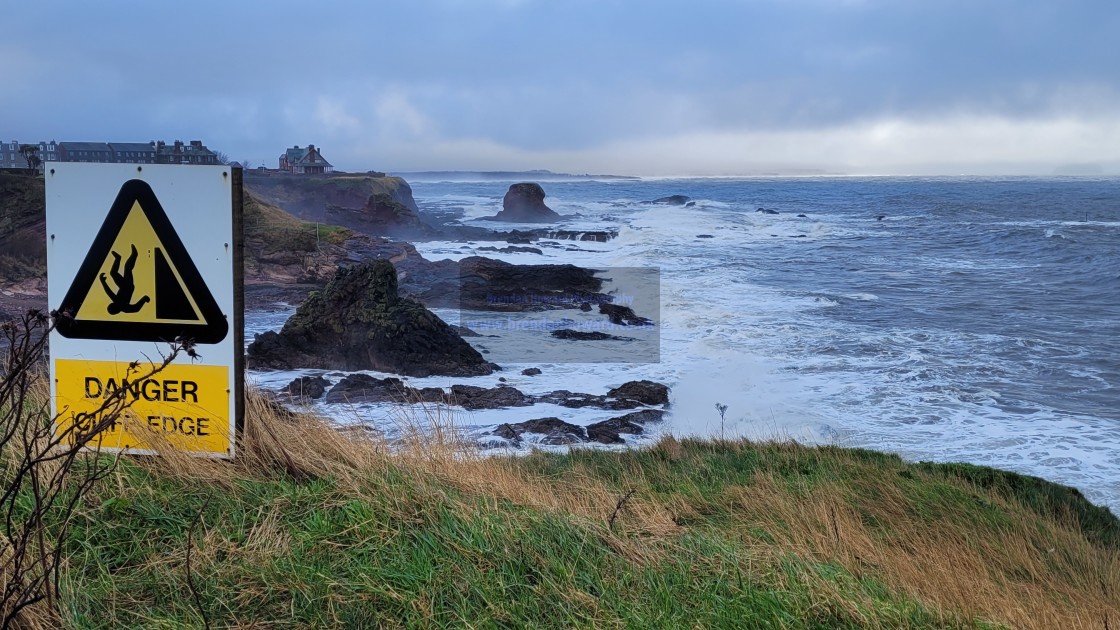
55,359 -> 231,456
76,201 -> 203,325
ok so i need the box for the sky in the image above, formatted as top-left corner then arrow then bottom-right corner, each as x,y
3,0 -> 1119,176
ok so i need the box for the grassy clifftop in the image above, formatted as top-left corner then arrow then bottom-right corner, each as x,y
245,172 -> 419,218
34,397 -> 1120,628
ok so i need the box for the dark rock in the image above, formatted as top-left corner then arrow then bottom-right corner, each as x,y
325,374 -> 411,404
648,195 -> 691,205
551,329 -> 627,341
498,377 -> 507,382
579,301 -> 593,312
585,423 -> 624,444
756,208 -> 780,215
543,230 -> 617,242
607,380 -> 671,406
599,303 -> 653,326
247,260 -> 495,376
521,367 -> 542,376
585,409 -> 666,444
535,389 -> 604,408
696,234 -> 714,238
284,375 -> 330,400
876,215 -> 886,221
533,390 -> 643,410
796,214 -> 808,218
616,409 -> 666,424
789,234 -> 807,238
478,245 -> 544,255
504,229 -> 537,244
685,201 -> 696,207
457,256 -> 607,311
492,423 -> 521,441
452,325 -> 481,337
484,183 -> 561,223
488,417 -> 586,444
450,384 -> 532,410
414,387 -> 449,403
540,430 -> 586,445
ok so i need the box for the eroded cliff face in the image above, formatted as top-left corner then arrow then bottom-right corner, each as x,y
244,172 -> 432,237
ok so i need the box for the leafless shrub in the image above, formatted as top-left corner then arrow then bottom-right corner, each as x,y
0,309 -> 183,628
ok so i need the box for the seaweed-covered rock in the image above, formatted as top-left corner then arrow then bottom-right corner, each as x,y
247,260 -> 495,376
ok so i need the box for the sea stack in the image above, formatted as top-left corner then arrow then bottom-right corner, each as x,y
247,259 -> 495,376
487,182 -> 561,222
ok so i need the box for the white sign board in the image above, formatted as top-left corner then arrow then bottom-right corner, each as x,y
46,162 -> 242,458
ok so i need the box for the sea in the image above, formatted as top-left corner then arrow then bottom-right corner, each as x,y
247,176 -> 1120,511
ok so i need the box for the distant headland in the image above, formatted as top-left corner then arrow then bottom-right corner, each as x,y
390,169 -> 639,182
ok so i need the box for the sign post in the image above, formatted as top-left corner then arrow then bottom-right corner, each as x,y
47,163 -> 243,458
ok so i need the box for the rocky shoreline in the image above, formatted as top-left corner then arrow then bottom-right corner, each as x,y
1,173 -> 672,447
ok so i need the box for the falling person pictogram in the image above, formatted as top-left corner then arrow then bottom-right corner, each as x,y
99,244 -> 150,315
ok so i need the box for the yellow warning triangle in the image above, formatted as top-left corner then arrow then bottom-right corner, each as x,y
56,179 -> 228,344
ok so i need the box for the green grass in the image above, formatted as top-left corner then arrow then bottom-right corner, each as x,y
58,458 -> 963,629
15,425 -> 1115,629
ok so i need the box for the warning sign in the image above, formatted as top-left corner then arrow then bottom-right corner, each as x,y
46,163 -> 243,459
55,359 -> 232,456
55,179 -> 228,344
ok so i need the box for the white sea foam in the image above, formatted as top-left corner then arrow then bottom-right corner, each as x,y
248,179 -> 1120,510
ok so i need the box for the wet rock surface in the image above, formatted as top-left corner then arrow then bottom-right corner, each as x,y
450,384 -> 533,410
550,329 -> 630,341
284,375 -> 330,401
599,303 -> 654,326
646,195 -> 691,205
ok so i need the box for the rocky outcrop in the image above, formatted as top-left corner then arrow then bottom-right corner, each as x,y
284,375 -> 330,401
440,380 -> 670,411
322,374 -> 446,404
247,260 -> 496,376
551,329 -> 630,341
607,380 -> 670,406
492,417 -> 586,445
492,409 -> 668,445
599,303 -> 654,326
458,257 -> 607,311
521,367 -> 542,376
647,195 -> 691,205
542,230 -> 617,242
477,245 -> 543,255
325,192 -> 436,238
449,384 -> 532,410
483,183 -> 561,223
585,410 -> 665,444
